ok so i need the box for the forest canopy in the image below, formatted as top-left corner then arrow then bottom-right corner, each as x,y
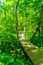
0,0 -> 43,65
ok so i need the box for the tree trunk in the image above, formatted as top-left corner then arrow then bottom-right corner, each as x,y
40,5 -> 43,47
15,0 -> 19,42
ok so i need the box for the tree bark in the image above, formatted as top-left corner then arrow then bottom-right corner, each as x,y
15,0 -> 19,42
40,5 -> 43,46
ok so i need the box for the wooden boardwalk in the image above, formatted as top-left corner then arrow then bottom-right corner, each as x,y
19,32 -> 43,65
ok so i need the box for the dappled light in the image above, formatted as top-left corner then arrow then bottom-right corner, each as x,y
0,0 -> 43,65
40,63 -> 43,65
23,44 -> 32,48
31,49 -> 39,53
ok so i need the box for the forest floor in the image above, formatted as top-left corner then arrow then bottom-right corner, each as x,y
19,32 -> 43,65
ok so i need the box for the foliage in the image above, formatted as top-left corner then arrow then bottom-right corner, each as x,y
0,0 -> 43,65
0,52 -> 14,65
0,52 -> 24,65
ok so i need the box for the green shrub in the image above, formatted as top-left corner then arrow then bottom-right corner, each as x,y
0,53 -> 14,65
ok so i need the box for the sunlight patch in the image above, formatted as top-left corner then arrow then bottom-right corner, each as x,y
23,45 -> 32,47
31,49 -> 38,53
40,63 -> 43,65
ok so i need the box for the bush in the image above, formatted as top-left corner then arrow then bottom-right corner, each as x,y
0,52 -> 14,65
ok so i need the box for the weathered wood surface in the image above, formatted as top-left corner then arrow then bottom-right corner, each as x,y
19,32 -> 43,65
